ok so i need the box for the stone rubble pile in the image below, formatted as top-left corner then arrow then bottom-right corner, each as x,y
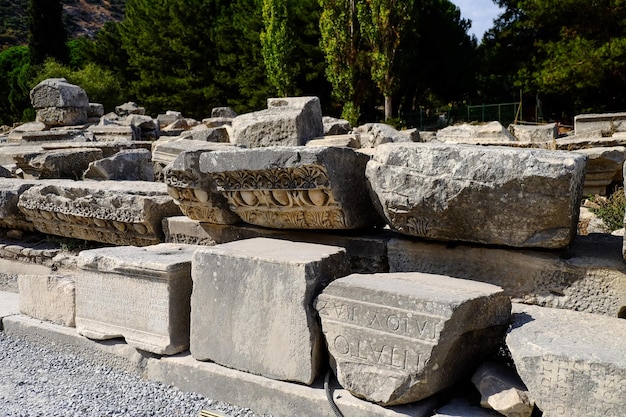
0,79 -> 625,417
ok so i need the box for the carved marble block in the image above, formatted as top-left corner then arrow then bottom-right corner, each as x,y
17,180 -> 182,246
315,272 -> 511,406
507,304 -> 626,417
197,146 -> 383,230
76,244 -> 198,355
366,143 -> 587,248
191,238 -> 350,384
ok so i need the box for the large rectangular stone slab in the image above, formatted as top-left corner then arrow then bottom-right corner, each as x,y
506,304 -> 626,417
387,234 -> 626,318
315,272 -> 511,406
574,112 -> 626,136
18,274 -> 75,327
163,215 -> 392,273
0,178 -> 43,231
191,238 -> 349,384
366,143 -> 587,248
76,243 -> 197,354
18,180 -> 181,246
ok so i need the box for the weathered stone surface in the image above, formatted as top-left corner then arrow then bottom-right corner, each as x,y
7,121 -> 46,142
162,149 -> 242,224
388,234 -> 626,318
157,111 -> 182,128
305,134 -> 361,148
315,272 -> 511,405
508,123 -> 558,143
211,107 -> 237,118
180,126 -> 230,143
574,146 -> 625,196
506,303 -> 626,417
355,123 -> 411,148
163,215 -> 393,273
232,96 -> 323,147
437,121 -> 517,144
0,178 -> 50,230
198,146 -> 383,229
35,106 -> 88,127
83,149 -> 154,181
18,274 -> 75,327
115,101 -> 145,116
191,238 -> 349,384
87,103 -> 104,118
20,129 -> 84,143
17,180 -> 182,246
87,124 -> 137,141
574,112 -> 626,136
471,361 -> 534,417
323,116 -> 351,136
0,164 -> 11,178
13,148 -> 103,179
366,143 -> 587,248
76,243 -> 197,354
30,78 -> 89,109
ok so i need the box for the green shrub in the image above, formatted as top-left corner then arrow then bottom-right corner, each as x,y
589,187 -> 626,231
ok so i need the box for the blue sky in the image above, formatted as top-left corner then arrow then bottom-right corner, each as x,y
449,0 -> 504,41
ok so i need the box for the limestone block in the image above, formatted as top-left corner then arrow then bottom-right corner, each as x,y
163,215 -> 392,273
0,165 -> 10,178
355,123 -> 410,147
323,116 -> 351,136
366,143 -> 587,248
14,148 -> 103,179
0,178 -> 47,231
202,117 -> 233,128
315,272 -> 511,406
508,123 -> 558,143
87,103 -> 104,118
211,107 -> 237,118
30,78 -> 89,109
18,274 -> 75,327
83,149 -> 154,181
232,96 -> 323,147
157,111 -> 182,128
191,238 -> 350,384
18,180 -> 182,246
180,126 -> 230,143
574,146 -> 625,196
574,112 -> 626,136
7,121 -> 46,142
35,106 -> 88,127
437,121 -> 517,144
76,243 -> 197,354
20,129 -> 83,143
115,101 -> 145,116
198,146 -> 383,229
306,134 -> 361,148
506,304 -> 626,417
162,150 -> 242,224
87,124 -> 137,141
388,234 -> 626,318
471,361 -> 534,417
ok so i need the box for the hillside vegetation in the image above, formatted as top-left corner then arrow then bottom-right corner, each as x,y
0,0 -> 125,49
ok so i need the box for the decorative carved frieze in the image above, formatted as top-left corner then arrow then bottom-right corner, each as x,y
198,146 -> 383,230
17,181 -> 182,246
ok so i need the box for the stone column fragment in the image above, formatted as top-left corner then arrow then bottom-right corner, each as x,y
191,238 -> 349,385
366,143 -> 587,248
315,272 -> 511,406
506,304 -> 626,417
18,180 -> 181,246
76,243 -> 198,354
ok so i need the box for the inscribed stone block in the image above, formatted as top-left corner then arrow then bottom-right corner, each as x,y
506,303 -> 626,417
366,142 -> 587,248
18,274 -> 75,327
76,243 -> 197,354
315,272 -> 511,405
191,238 -> 349,384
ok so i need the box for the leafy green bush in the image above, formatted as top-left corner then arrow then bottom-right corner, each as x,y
588,187 -> 626,231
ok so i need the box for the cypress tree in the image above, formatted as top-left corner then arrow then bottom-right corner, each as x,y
28,0 -> 70,65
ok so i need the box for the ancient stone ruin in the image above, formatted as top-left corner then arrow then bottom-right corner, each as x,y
0,79 -> 625,417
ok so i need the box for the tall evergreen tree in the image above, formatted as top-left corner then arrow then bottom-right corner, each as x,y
28,0 -> 69,65
261,0 -> 296,96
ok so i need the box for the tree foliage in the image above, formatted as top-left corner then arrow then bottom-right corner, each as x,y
261,0 -> 296,96
27,0 -> 69,65
0,45 -> 31,124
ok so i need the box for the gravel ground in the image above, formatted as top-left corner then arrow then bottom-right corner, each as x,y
0,331 -> 272,417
